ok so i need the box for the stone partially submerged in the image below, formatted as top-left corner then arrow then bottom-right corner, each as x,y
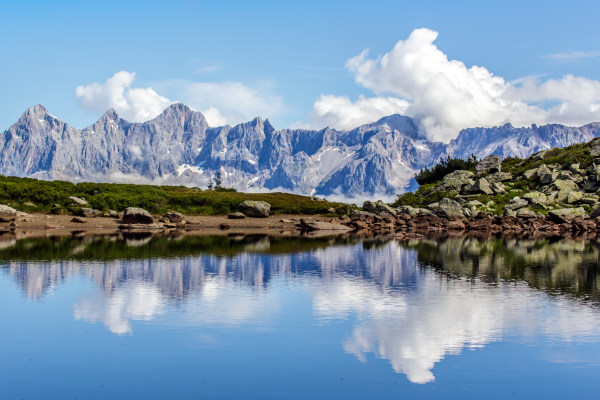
0,205 -> 17,222
122,207 -> 154,224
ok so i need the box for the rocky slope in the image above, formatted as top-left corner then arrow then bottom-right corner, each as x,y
2,104 -> 600,199
337,138 -> 600,238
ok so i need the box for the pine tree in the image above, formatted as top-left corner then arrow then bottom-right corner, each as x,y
207,179 -> 214,190
214,170 -> 222,189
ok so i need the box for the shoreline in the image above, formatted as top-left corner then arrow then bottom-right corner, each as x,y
1,211 -> 600,242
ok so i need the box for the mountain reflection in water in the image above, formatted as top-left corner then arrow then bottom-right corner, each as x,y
1,233 -> 600,384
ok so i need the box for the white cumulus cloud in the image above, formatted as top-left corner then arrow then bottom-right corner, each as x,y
300,94 -> 409,131
75,72 -> 284,127
159,79 -> 284,127
74,71 -> 173,123
307,28 -> 600,142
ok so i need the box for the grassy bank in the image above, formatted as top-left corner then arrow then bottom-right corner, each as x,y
0,175 -> 353,215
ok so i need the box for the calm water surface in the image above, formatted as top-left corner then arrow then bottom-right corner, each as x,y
1,233 -> 599,399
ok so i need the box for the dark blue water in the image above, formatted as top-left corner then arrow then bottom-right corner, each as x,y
1,235 -> 599,399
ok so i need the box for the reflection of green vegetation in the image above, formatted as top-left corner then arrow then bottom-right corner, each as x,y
0,175 -> 352,215
400,238 -> 600,304
0,234 -> 358,262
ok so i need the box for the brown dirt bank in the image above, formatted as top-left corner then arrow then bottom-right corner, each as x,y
3,211 -> 600,242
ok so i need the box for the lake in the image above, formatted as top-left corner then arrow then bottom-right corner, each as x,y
1,233 -> 599,399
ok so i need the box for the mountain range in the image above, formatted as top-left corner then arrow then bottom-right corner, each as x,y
2,103 -> 600,200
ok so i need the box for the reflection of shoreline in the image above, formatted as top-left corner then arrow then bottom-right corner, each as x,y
3,236 -> 600,384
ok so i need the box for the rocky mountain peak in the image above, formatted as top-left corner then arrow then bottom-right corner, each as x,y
100,109 -> 120,121
20,104 -> 49,121
2,104 -> 600,199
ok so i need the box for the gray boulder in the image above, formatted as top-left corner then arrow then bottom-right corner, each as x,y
476,155 -> 501,173
517,208 -> 537,218
239,200 -> 270,218
163,211 -> 184,222
428,197 -> 464,218
490,172 -> 513,182
566,191 -> 583,204
505,197 -> 529,211
590,139 -> 600,157
0,205 -> 17,222
103,210 -> 119,218
465,177 -> 493,195
491,181 -> 507,195
78,208 -> 102,218
522,191 -> 547,206
434,170 -> 475,192
590,204 -> 600,218
550,179 -> 579,192
397,206 -> 433,216
69,196 -> 88,206
538,165 -> 559,185
548,207 -> 587,222
228,212 -> 246,219
523,168 -> 538,180
122,207 -> 154,224
363,200 -> 397,216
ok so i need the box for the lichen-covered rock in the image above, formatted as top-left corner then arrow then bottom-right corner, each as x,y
363,200 -> 397,216
0,205 -> 17,222
122,207 -> 154,224
566,191 -> 583,204
428,197 -> 464,218
434,170 -> 475,192
491,181 -> 506,195
550,179 -> 579,192
239,200 -> 270,218
465,178 -> 493,195
505,197 -> 529,211
476,155 -> 501,173
580,195 -> 599,205
548,207 -> 587,222
523,168 -> 538,180
517,208 -> 537,218
397,206 -> 433,216
538,165 -> 559,185
522,191 -> 547,206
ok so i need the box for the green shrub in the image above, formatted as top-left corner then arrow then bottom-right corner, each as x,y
415,155 -> 478,185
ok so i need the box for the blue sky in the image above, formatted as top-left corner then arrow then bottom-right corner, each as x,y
2,0 -> 600,141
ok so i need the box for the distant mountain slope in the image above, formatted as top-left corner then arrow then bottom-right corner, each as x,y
448,122 -> 600,160
1,104 -> 600,199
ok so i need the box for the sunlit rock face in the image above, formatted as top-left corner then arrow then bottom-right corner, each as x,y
3,236 -> 600,383
3,105 -> 599,199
